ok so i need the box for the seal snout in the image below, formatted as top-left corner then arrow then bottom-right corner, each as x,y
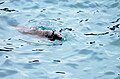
49,32 -> 62,41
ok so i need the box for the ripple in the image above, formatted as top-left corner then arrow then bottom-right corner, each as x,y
114,76 -> 120,79
0,68 -> 18,78
104,71 -> 115,75
22,5 -> 39,10
109,2 -> 119,8
44,0 -> 58,4
59,0 -> 68,2
65,63 -> 79,69
10,0 -> 21,3
17,61 -> 41,69
67,2 -> 97,8
68,2 -> 89,8
110,38 -> 120,46
2,59 -> 13,66
73,49 -> 106,61
23,63 -> 37,69
25,0 -> 33,2
0,15 -> 19,26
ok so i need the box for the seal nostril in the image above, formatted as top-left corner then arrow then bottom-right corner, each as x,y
59,37 -> 62,40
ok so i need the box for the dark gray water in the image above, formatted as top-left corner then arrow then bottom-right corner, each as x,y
0,0 -> 120,79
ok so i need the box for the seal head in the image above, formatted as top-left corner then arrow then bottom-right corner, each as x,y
48,31 -> 62,41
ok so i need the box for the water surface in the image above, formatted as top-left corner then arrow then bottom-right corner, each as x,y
0,0 -> 120,79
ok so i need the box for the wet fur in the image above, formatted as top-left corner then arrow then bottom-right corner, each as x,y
15,26 -> 62,41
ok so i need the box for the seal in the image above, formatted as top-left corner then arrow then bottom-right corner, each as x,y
15,26 -> 62,41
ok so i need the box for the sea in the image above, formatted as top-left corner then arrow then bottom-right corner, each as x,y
0,0 -> 120,79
